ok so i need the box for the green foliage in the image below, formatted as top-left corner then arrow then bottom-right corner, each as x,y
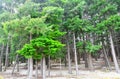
65,16 -> 95,34
17,44 -> 37,59
46,30 -> 66,39
25,16 -> 48,35
17,1 -> 40,18
100,4 -> 117,15
1,0 -> 120,65
18,36 -> 65,59
41,6 -> 64,25
2,16 -> 48,36
77,41 -> 101,54
86,42 -> 101,54
97,15 -> 120,32
0,12 -> 16,22
77,41 -> 84,48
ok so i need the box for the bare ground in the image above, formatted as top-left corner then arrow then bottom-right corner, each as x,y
0,66 -> 120,79
0,59 -> 120,79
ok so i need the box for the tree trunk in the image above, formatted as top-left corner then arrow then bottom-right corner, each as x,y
67,41 -> 72,74
41,57 -> 43,76
42,56 -> 46,79
77,52 -> 81,64
83,34 -> 88,68
64,54 -> 67,67
84,53 -> 88,68
35,60 -> 38,79
102,42 -> 111,71
109,32 -> 120,73
87,34 -> 94,71
12,54 -> 19,74
88,53 -> 94,71
0,44 -> 4,72
73,32 -> 79,75
59,58 -> 62,75
28,59 -> 30,77
48,56 -> 51,77
4,41 -> 9,71
28,58 -> 33,79
16,60 -> 19,72
28,33 -> 33,79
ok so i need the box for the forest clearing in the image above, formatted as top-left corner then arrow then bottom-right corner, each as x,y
0,0 -> 120,79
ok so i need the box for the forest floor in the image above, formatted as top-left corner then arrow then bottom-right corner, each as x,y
0,59 -> 120,79
0,69 -> 120,79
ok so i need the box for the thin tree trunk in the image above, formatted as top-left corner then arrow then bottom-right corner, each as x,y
73,32 -> 79,75
12,54 -> 19,74
48,56 -> 51,77
109,32 -> 120,73
28,59 -> 30,77
64,54 -> 67,67
42,56 -> 46,79
83,34 -> 88,68
35,60 -> 38,79
67,41 -> 72,74
16,60 -> 19,72
102,42 -> 111,71
28,57 -> 33,79
4,41 -> 9,71
116,46 -> 119,59
41,58 -> 43,76
11,61 -> 16,75
16,54 -> 19,72
118,46 -> 120,59
28,33 -> 33,79
84,53 -> 88,68
59,58 -> 62,75
0,44 -> 4,72
77,52 -> 81,64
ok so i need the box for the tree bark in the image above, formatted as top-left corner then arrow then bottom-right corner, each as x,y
28,59 -> 30,77
77,52 -> 81,64
88,53 -> 94,71
109,32 -> 120,73
41,58 -> 43,76
64,54 -> 67,67
88,34 -> 94,71
12,54 -> 19,74
83,34 -> 88,68
28,58 -> 33,79
67,41 -> 72,74
102,42 -> 111,71
28,33 -> 33,79
73,32 -> 79,75
16,59 -> 19,72
42,56 -> 46,79
84,53 -> 88,68
4,41 -> 9,71
35,60 -> 38,79
48,56 -> 51,77
59,58 -> 62,75
0,44 -> 4,72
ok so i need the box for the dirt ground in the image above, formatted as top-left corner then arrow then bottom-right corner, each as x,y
0,59 -> 120,79
0,68 -> 120,79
